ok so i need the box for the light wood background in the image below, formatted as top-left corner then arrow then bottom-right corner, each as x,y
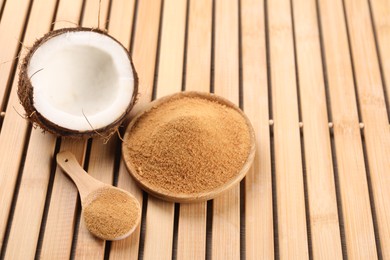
0,0 -> 389,259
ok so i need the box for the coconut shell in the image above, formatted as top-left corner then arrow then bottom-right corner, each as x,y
18,27 -> 139,139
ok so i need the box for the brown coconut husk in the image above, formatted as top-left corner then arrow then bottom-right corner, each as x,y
18,27 -> 139,139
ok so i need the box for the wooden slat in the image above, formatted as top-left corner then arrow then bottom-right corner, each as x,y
268,0 -> 309,258
241,0 -> 273,258
6,1 -> 81,259
103,1 -> 144,259
143,197 -> 174,259
81,0 -> 110,29
0,0 -> 30,108
52,0 -> 83,30
0,0 -> 56,254
110,0 -> 162,257
370,0 -> 390,114
39,1 -> 107,258
64,1 -> 112,258
40,141 -> 87,259
0,72 -> 29,248
126,0 -> 163,117
3,133 -> 56,260
106,0 -> 135,45
183,0 -> 212,92
40,0 -> 86,259
154,0 -> 187,97
292,0 -> 343,258
0,0 -> 5,21
53,0 -> 83,29
0,0 -> 55,250
177,204 -> 207,260
177,0 -> 211,259
212,0 -> 240,259
317,0 -> 378,258
143,0 -> 187,259
344,0 -> 390,257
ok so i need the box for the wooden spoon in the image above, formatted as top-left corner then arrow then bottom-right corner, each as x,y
56,151 -> 141,241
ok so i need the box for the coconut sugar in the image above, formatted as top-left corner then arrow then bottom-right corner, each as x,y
124,96 -> 251,195
83,188 -> 139,240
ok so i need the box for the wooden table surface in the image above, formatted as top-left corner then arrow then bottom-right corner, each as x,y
0,0 -> 389,259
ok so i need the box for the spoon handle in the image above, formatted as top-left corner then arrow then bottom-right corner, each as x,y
56,151 -> 103,201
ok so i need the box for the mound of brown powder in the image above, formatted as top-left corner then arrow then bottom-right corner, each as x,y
124,96 -> 251,195
84,188 -> 140,240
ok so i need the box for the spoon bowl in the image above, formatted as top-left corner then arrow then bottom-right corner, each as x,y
57,151 -> 141,241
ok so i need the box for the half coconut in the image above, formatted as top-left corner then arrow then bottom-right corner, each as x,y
18,27 -> 138,138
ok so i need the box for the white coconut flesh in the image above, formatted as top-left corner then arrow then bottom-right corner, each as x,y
27,31 -> 134,131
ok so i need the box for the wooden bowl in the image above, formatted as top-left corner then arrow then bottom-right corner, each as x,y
122,91 -> 256,203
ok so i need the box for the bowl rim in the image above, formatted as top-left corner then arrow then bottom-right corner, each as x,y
121,91 -> 256,203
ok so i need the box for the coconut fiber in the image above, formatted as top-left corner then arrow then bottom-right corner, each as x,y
123,95 -> 251,195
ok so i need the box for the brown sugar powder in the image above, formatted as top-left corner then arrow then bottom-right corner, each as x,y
124,96 -> 252,195
83,188 -> 140,240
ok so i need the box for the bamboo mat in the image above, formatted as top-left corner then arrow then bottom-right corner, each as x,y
0,0 -> 389,259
